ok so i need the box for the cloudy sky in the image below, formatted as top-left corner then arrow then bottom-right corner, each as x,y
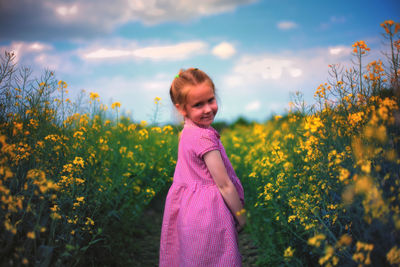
1,0 -> 399,124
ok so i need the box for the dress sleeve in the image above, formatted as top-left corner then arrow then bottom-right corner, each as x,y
195,128 -> 220,158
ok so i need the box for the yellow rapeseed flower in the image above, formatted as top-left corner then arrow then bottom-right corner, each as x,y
73,157 -> 85,168
308,233 -> 326,247
111,102 -> 121,109
387,246 -> 400,265
318,245 -> 334,265
284,246 -> 295,258
89,92 -> 99,100
339,168 -> 350,182
360,161 -> 371,174
27,231 -> 36,239
235,208 -> 246,216
128,124 -> 137,131
336,234 -> 352,247
133,185 -> 140,194
352,40 -> 370,54
85,217 -> 95,226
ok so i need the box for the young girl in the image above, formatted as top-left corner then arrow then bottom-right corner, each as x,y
159,68 -> 246,266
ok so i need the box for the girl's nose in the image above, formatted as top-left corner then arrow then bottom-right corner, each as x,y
204,104 -> 212,113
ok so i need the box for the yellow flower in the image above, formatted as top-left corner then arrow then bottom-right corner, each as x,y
347,111 -> 364,126
235,208 -> 246,216
336,234 -> 352,247
51,212 -> 62,220
89,92 -> 99,100
154,97 -> 161,104
352,40 -> 370,54
395,23 -> 400,34
307,233 -> 326,247
360,161 -> 371,174
304,116 -> 324,133
387,246 -> 400,265
284,246 -> 295,258
85,217 -> 95,226
133,185 -> 140,194
73,157 -> 85,168
288,215 -> 297,223
27,231 -> 36,239
128,124 -> 137,131
319,245 -> 334,265
111,102 -> 121,109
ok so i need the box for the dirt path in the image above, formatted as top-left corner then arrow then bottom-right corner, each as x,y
132,190 -> 260,266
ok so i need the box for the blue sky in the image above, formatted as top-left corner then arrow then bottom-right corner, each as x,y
1,0 -> 399,124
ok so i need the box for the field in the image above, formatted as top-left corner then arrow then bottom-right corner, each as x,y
1,21 -> 399,266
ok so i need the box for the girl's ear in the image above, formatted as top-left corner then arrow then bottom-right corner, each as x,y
175,103 -> 187,117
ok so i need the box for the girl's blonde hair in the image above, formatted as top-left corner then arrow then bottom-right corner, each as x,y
169,68 -> 215,107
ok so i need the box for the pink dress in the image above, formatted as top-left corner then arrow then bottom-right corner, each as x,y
159,119 -> 245,267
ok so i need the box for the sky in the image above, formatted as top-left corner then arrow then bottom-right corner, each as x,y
1,0 -> 399,124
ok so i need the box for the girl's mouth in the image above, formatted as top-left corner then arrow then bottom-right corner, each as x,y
202,115 -> 213,121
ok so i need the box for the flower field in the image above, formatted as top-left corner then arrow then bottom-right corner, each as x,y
222,21 -> 400,266
1,21 -> 399,266
0,57 -> 178,265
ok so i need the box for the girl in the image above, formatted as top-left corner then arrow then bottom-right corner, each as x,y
159,68 -> 246,267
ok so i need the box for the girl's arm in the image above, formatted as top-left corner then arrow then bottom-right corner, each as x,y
204,150 -> 246,231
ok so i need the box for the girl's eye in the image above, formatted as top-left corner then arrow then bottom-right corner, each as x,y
208,98 -> 215,103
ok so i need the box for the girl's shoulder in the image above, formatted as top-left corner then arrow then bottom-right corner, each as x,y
180,125 -> 220,157
182,125 -> 219,141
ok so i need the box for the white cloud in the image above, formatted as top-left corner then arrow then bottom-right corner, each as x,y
329,45 -> 351,56
129,0 -> 258,25
289,68 -> 302,77
221,45 -> 359,96
56,4 -> 78,17
212,42 -> 236,59
0,41 -> 52,62
85,49 -> 134,59
82,41 -> 207,61
141,79 -> 170,92
245,100 -> 260,111
230,56 -> 302,82
277,21 -> 298,30
219,44 -> 386,121
33,52 -> 76,73
133,41 -> 207,60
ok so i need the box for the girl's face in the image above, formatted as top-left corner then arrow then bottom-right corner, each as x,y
176,81 -> 218,127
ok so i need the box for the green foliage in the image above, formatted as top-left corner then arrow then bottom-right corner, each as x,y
0,51 -> 177,266
221,21 -> 400,266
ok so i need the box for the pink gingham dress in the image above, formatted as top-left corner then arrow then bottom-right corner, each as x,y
159,119 -> 245,267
